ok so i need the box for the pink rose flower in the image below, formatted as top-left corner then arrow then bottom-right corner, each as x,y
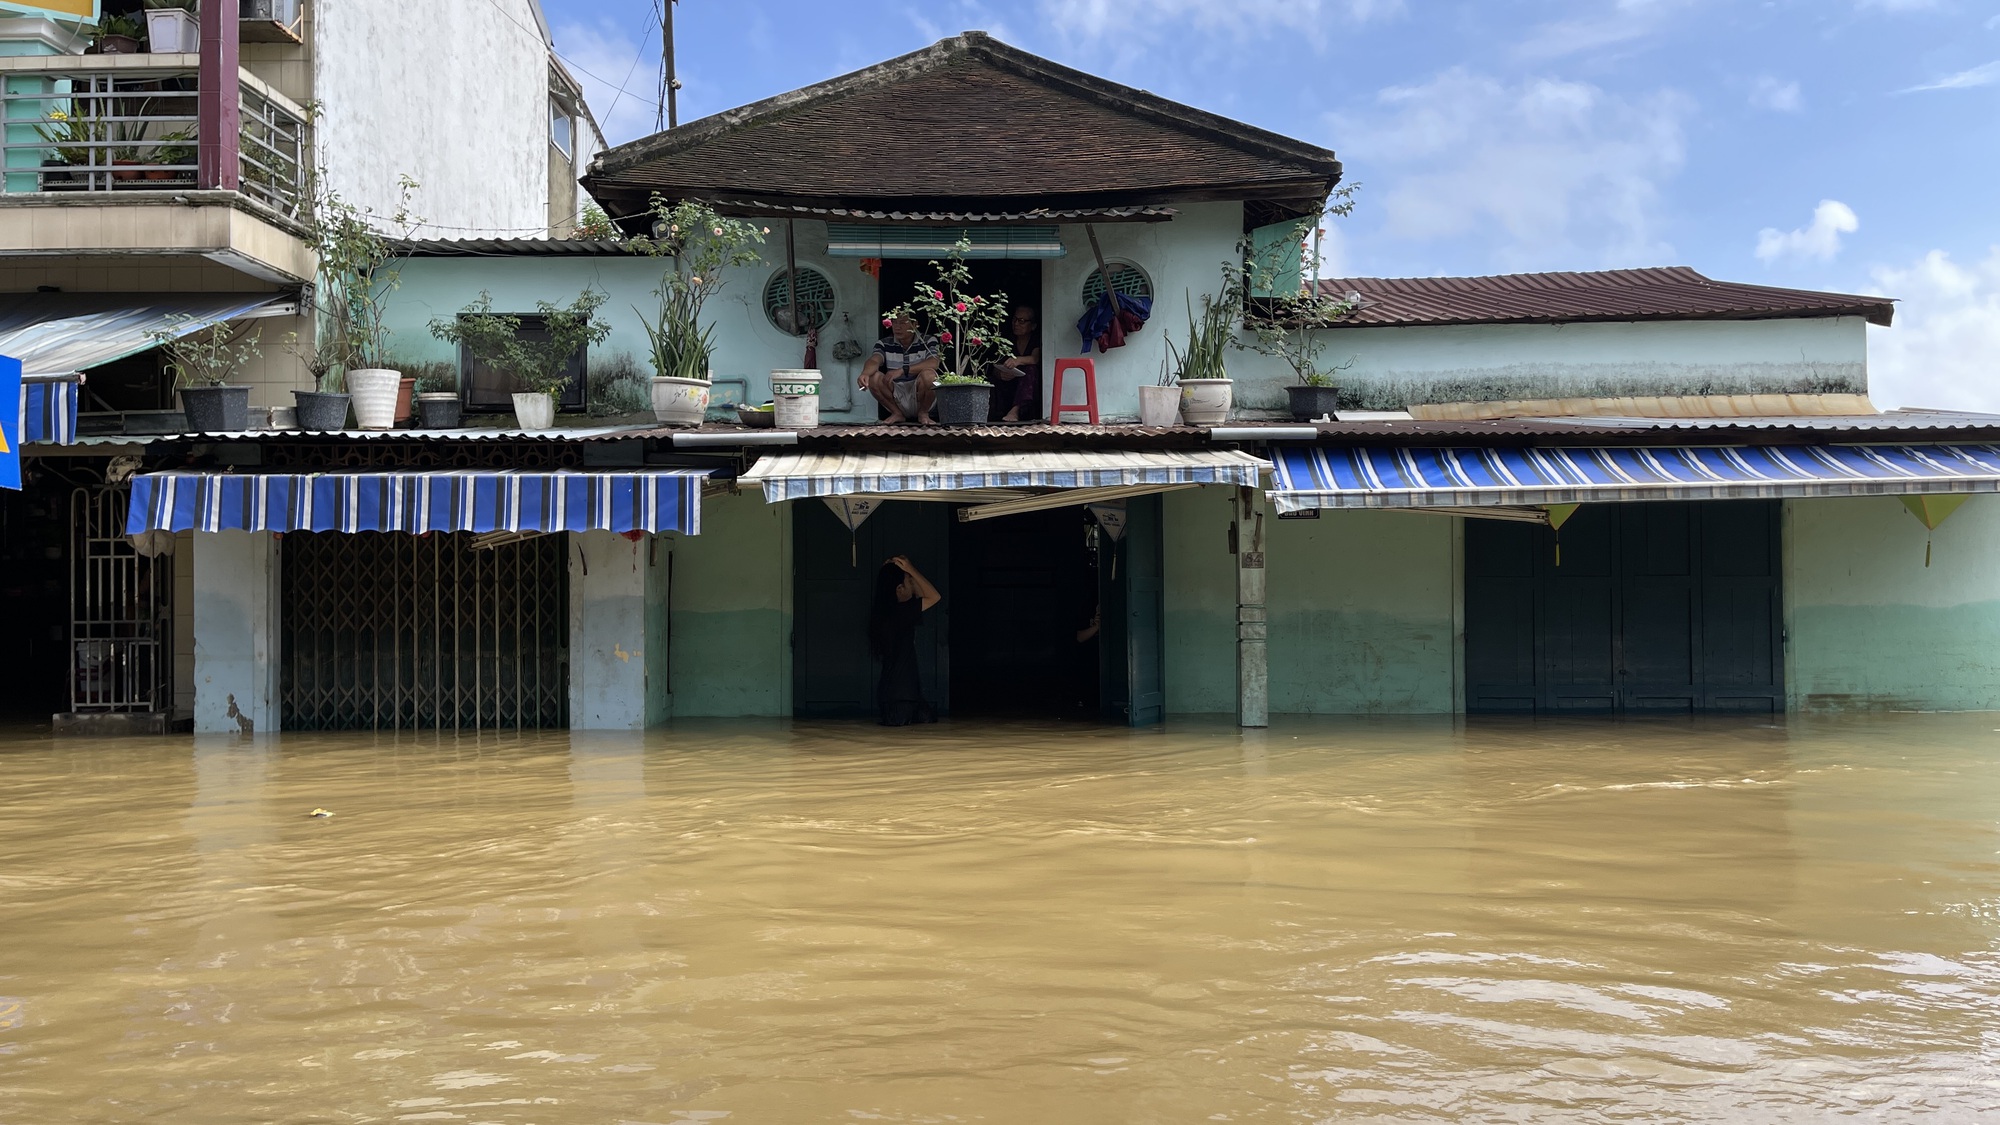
954,302 -> 967,312
939,330 -> 953,342
932,289 -> 943,299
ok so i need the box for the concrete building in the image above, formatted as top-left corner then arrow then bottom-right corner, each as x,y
0,0 -> 602,729
22,31 -> 2000,734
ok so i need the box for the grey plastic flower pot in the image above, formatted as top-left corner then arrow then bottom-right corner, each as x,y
935,382 -> 990,425
293,390 -> 351,431
180,385 -> 249,434
1286,385 -> 1342,422
416,393 -> 463,429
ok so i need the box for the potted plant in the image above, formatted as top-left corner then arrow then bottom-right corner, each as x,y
1169,289 -> 1237,426
310,180 -> 419,430
1238,195 -> 1361,422
285,327 -> 351,431
149,128 -> 193,180
154,316 -> 262,434
34,108 -> 100,189
88,12 -> 144,54
413,366 -> 462,429
635,200 -> 766,426
142,0 -> 199,52
895,236 -> 1011,426
430,289 -> 610,431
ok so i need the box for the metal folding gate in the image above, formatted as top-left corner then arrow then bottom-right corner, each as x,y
281,532 -> 569,730
70,487 -> 172,714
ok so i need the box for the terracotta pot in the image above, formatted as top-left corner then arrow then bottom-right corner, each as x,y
111,159 -> 140,181
394,377 -> 416,425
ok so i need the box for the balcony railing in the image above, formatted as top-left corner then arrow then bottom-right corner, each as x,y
0,56 -> 308,218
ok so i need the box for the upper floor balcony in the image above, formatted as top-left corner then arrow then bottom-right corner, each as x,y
0,53 -> 312,284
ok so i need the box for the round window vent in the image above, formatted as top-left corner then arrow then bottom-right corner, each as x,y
1081,262 -> 1152,307
763,266 -> 835,336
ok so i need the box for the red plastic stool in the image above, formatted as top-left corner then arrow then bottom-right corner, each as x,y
1049,358 -> 1099,425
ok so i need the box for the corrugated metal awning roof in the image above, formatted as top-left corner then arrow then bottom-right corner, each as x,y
0,292 -> 293,378
741,448 -> 1266,502
1269,444 -> 2000,511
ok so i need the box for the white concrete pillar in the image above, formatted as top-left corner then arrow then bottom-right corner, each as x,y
190,531 -> 280,735
1236,486 -> 1269,728
567,531 -> 671,729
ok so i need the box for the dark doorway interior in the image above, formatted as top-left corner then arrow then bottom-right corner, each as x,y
875,257 -> 1043,421
0,482 -> 72,720
1465,500 -> 1783,714
793,499 -> 952,719
948,507 -> 1099,716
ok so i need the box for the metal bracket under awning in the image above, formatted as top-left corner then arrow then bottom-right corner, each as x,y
956,482 -> 1201,522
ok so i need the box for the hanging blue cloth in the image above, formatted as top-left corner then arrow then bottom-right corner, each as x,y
1075,290 -> 1153,353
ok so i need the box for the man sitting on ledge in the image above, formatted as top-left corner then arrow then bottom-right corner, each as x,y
860,312 -> 941,425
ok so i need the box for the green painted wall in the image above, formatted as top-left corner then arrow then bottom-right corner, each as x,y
666,492 -> 792,717
1162,489 -> 1458,715
1267,510 -> 1456,713
1163,487 -> 1237,713
1786,496 -> 2000,712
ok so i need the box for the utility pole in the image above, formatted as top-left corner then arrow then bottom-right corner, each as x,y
659,0 -> 680,130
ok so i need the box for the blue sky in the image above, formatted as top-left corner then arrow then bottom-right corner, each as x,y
540,0 -> 2000,411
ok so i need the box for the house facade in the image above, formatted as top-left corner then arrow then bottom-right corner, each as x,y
0,0 -> 602,729
18,30 -> 2000,734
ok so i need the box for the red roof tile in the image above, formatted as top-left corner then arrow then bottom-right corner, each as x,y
1315,267 -> 1895,328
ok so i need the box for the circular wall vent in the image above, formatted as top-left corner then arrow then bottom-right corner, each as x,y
763,266 -> 835,336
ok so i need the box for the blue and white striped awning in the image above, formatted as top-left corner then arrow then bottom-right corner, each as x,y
21,377 -> 78,445
125,470 -> 710,535
741,449 -> 1266,502
1269,444 -> 2000,512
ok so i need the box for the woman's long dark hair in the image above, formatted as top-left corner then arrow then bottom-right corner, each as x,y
868,561 -> 905,659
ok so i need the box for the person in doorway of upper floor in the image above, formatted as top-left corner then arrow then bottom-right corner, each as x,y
860,313 -> 941,425
986,303 -> 1042,423
869,554 -> 942,726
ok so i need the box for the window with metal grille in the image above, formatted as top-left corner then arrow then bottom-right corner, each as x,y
457,314 -> 589,414
70,487 -> 171,714
1081,262 -> 1152,307
763,266 -> 836,336
281,532 -> 569,731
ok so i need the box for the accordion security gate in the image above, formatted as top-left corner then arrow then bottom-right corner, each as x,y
281,532 -> 568,730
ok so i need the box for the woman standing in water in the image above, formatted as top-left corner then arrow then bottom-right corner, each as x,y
869,555 -> 942,726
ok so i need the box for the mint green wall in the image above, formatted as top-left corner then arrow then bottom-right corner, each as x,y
1786,496 -> 2000,712
1162,487 -> 1458,715
1267,510 -> 1456,713
666,491 -> 791,717
1163,487 -> 1236,713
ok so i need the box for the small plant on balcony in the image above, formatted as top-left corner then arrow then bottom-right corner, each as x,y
34,108 -> 104,167
154,318 -> 263,388
891,237 -> 1011,383
429,289 -> 611,398
633,199 -> 766,385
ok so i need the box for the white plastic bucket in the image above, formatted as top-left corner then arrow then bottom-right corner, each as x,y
771,369 -> 822,430
346,368 -> 402,430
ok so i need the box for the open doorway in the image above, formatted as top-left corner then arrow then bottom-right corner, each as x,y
875,257 -> 1043,422
947,507 -> 1099,717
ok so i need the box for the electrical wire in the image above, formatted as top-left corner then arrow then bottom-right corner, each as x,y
599,2 -> 663,126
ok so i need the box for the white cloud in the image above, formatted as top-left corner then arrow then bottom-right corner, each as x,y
1042,0 -> 1399,46
1755,200 -> 1859,264
1331,69 -> 1690,269
1866,247 -> 2000,412
1749,76 -> 1803,112
551,20 -> 666,147
1512,0 -> 1688,62
1899,59 -> 2000,92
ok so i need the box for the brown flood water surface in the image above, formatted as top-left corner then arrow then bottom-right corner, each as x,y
2,715 -> 1998,1122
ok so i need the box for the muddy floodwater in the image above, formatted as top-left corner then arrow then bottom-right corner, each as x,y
2,715 -> 1999,1122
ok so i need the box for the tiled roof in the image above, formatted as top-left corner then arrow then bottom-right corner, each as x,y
1315,267 -> 1895,328
583,32 -> 1342,219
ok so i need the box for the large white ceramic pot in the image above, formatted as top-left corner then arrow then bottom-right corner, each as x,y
1178,377 -> 1234,426
346,367 -> 403,430
512,392 -> 556,430
1137,384 -> 1182,427
651,376 -> 710,426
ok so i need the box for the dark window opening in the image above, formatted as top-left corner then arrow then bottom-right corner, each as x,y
458,314 -> 589,414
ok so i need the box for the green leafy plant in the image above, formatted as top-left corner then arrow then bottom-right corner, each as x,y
308,174 -> 421,372
142,0 -> 196,9
631,199 -> 766,383
1165,287 -> 1237,384
392,359 -> 457,395
152,127 -> 194,169
429,290 -> 611,398
281,328 -> 348,393
1235,184 -> 1362,387
93,12 -> 144,41
574,203 -> 617,240
153,316 -> 261,388
588,351 -> 650,415
887,236 -> 1010,381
